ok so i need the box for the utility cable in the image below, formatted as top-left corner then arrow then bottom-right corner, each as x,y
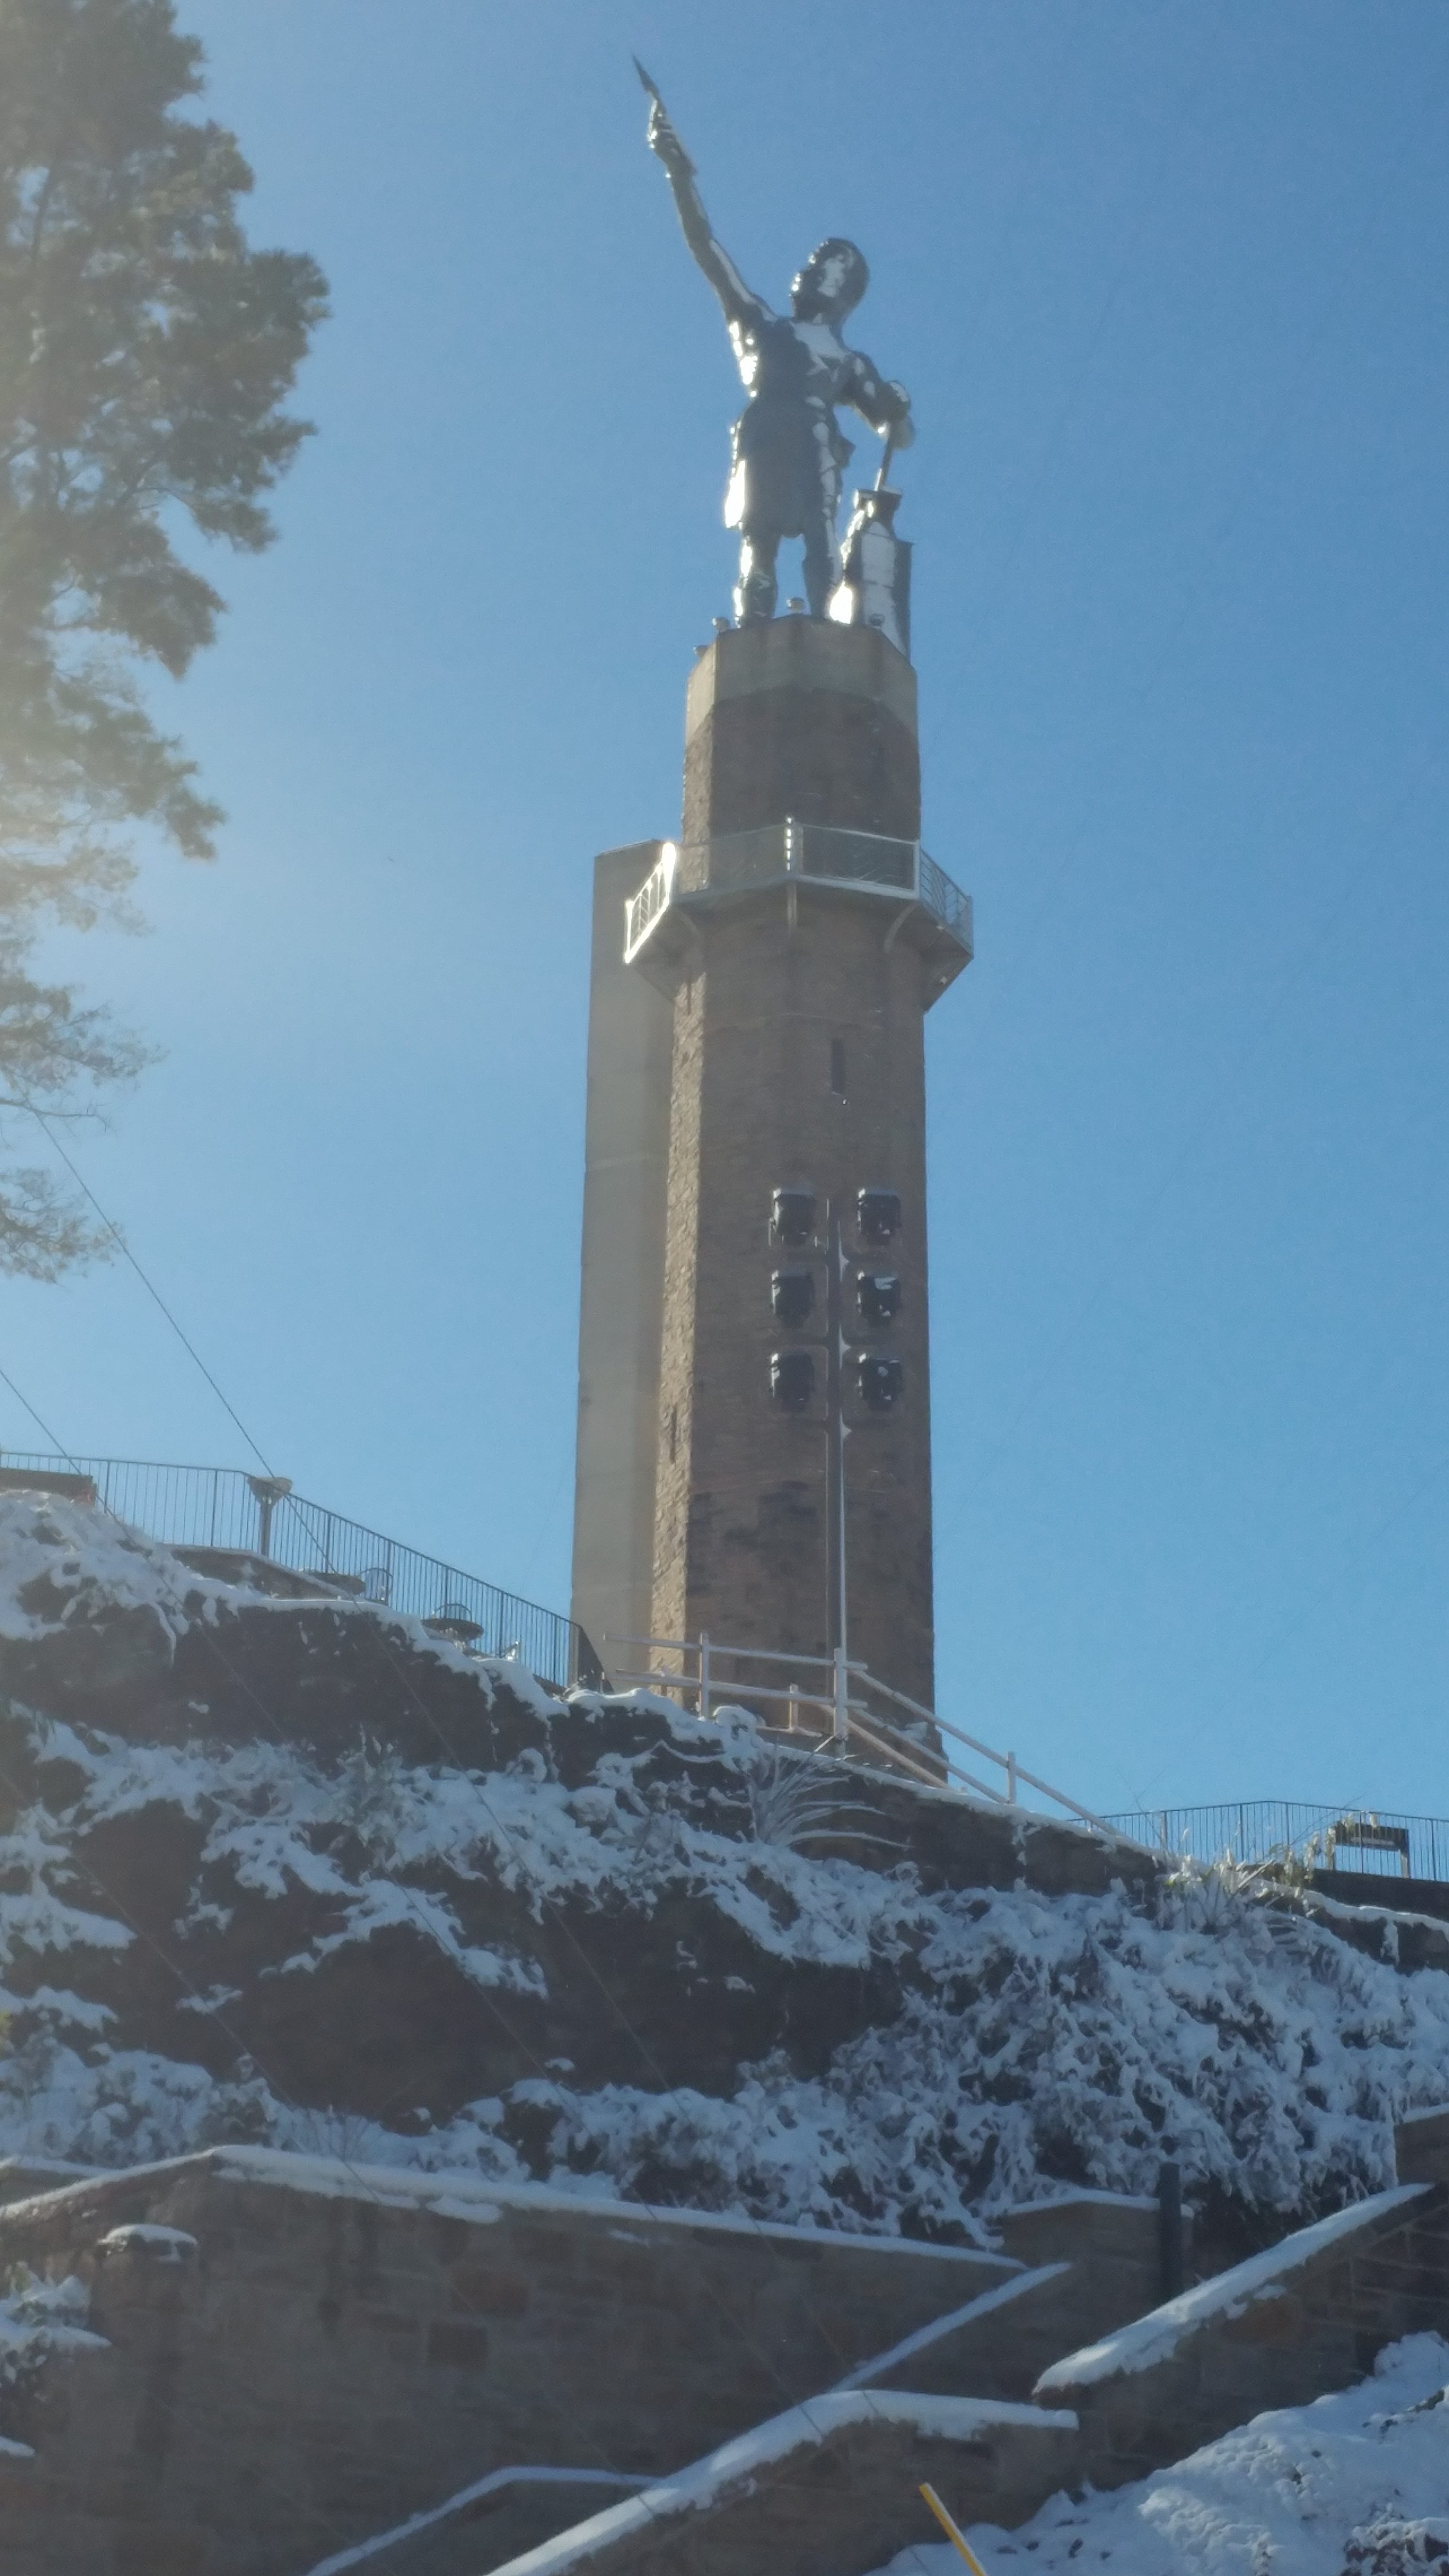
0,1169 -> 1003,2417
19,1099 -> 274,1476
0,1728 -> 671,2561
0,1185 -> 927,2411
0,1405 -> 792,2556
0,1363 -> 71,1463
0,1375 -> 934,2511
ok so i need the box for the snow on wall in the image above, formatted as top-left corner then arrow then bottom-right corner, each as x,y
1036,2185 -> 1428,2390
483,2391 -> 1079,2576
867,2333 -> 1449,2576
0,2265 -> 106,2453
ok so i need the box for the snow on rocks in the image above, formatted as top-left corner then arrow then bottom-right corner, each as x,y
866,2333 -> 1449,2576
0,1496 -> 228,1648
3,1493 -> 1449,2245
0,2267 -> 105,2408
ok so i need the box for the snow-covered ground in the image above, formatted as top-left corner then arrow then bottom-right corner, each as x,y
868,2335 -> 1449,2576
3,1493 -> 1449,2243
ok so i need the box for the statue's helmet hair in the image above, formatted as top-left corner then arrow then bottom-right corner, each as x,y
791,238 -> 869,319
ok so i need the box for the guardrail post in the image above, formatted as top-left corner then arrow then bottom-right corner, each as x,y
698,1632 -> 711,1723
1007,1752 -> 1018,1805
1157,2152 -> 1184,2300
832,1644 -> 848,1746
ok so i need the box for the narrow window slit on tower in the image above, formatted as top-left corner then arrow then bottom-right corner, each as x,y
668,1405 -> 678,1463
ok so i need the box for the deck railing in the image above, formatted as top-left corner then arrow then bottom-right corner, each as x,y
1105,1799 -> 1449,1884
607,1631 -> 1151,1850
623,821 -> 973,965
0,1451 -> 602,1692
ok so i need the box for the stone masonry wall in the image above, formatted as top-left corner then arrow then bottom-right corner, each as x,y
1038,2184 -> 1449,2489
0,2153 -> 1019,2576
652,889 -> 934,1704
652,621 -> 938,1709
483,2396 -> 1081,2576
681,621 -> 920,845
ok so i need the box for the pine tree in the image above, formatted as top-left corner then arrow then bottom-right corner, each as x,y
0,0 -> 327,1273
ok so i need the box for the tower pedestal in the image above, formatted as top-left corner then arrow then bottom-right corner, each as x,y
572,622 -> 970,1715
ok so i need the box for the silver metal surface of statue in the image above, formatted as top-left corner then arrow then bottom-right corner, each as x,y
638,63 -> 915,629
830,483 -> 912,658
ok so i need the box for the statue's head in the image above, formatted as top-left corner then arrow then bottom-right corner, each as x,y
790,238 -> 869,322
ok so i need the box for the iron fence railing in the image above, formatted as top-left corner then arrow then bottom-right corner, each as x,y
0,1452 -> 602,1693
1105,1799 -> 1449,1884
623,822 -> 973,965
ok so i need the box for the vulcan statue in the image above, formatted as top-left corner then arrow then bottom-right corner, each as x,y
641,69 -> 914,628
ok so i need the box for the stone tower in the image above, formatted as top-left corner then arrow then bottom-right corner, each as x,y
572,613 -> 971,1713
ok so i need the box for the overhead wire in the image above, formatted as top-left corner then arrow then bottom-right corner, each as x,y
2,1123 -> 982,2384
0,1386 -> 856,2550
15,25 -> 1414,2516
0,1363 -> 957,2528
20,1096 -> 274,1476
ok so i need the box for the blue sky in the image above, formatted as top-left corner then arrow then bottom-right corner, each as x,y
12,0 -> 1449,1821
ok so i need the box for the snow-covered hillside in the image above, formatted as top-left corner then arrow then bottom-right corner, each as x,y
870,2333 -> 1449,2576
1,1491 -> 1449,2249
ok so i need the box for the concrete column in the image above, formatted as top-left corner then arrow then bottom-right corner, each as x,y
570,843 -> 674,1683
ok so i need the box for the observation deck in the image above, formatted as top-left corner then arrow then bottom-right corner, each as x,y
623,819 -> 973,1007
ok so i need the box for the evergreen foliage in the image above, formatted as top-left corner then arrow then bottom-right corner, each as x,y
0,0 -> 327,1272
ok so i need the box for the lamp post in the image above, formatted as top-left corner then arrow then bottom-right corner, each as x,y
825,1198 -> 853,1742
245,1475 -> 291,1560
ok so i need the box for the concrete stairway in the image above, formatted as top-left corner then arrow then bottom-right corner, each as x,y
477,2129 -> 1449,2576
7,2131 -> 1447,2576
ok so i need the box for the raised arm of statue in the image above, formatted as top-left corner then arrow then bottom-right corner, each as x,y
645,96 -> 768,330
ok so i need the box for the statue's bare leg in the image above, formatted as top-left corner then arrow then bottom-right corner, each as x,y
802,446 -> 843,618
802,512 -> 840,620
735,530 -> 779,626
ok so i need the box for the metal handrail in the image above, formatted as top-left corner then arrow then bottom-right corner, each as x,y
621,821 -> 972,962
0,1450 -> 603,1693
606,1630 -> 1152,1850
1105,1798 -> 1449,1885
